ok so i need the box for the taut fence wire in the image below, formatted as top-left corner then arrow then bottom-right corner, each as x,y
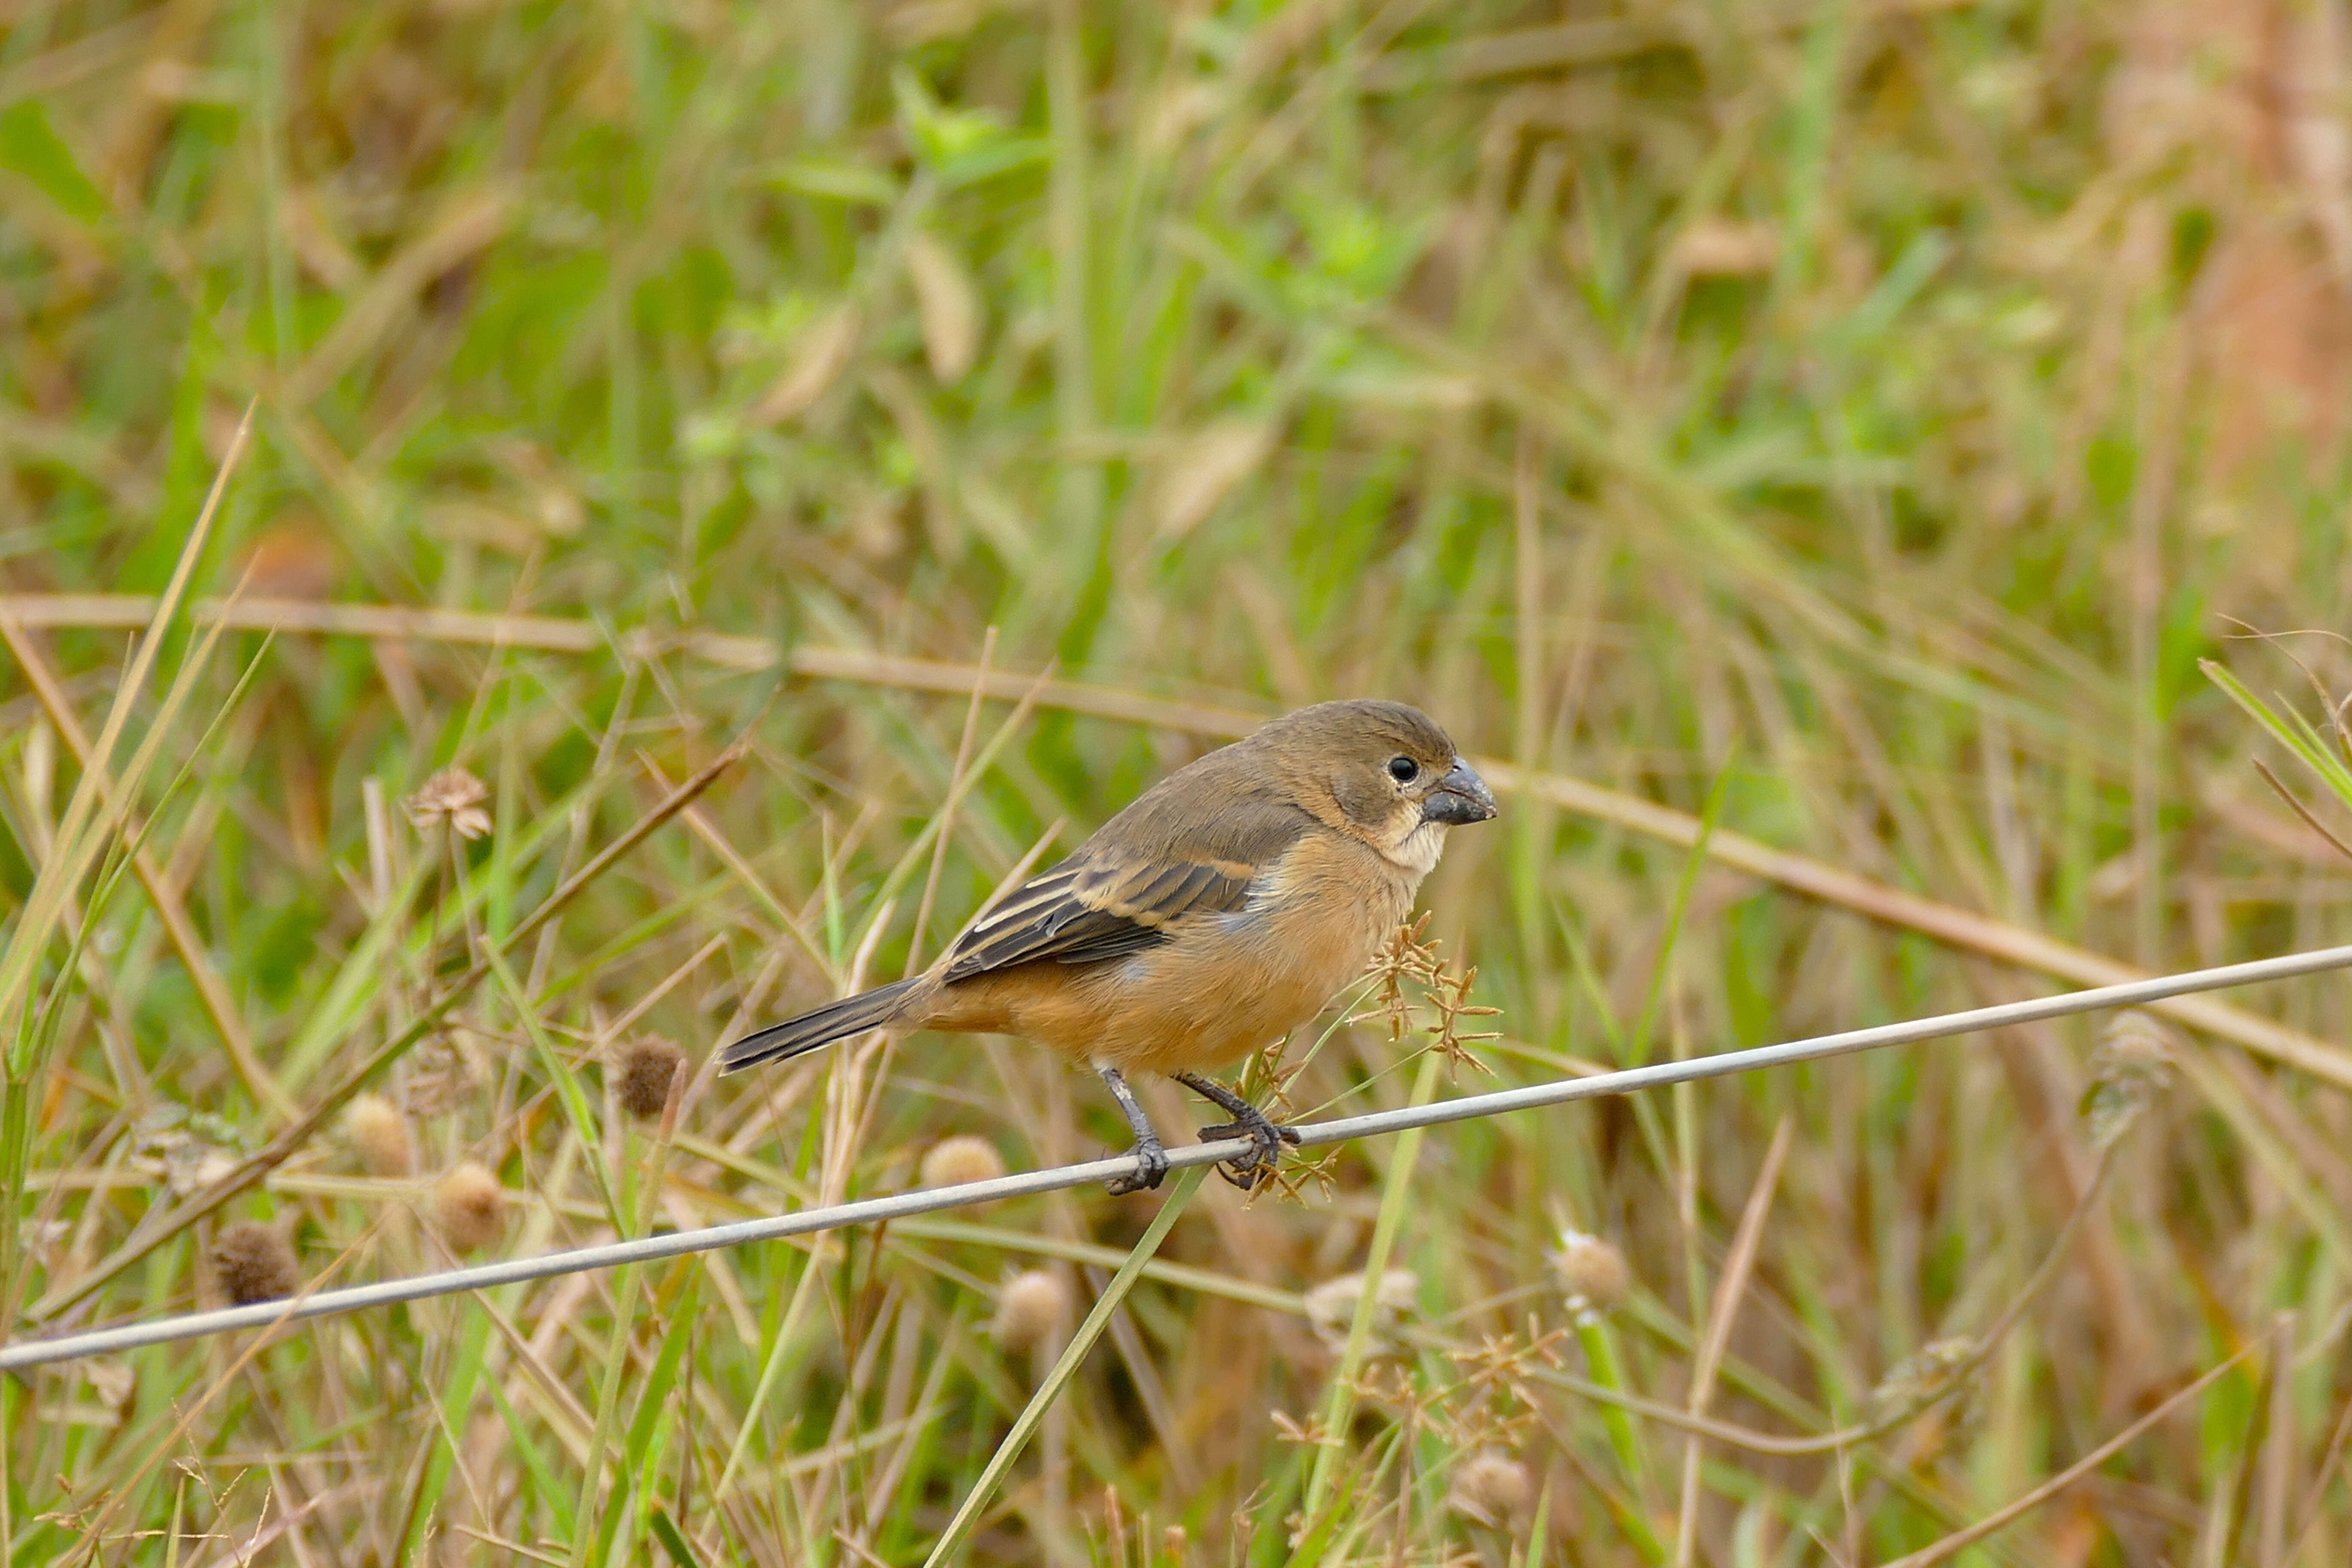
8,941 -> 2352,1374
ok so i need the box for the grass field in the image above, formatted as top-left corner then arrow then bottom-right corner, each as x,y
8,0 -> 2352,1562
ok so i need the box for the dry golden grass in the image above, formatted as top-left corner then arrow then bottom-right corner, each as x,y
7,0 -> 2352,1563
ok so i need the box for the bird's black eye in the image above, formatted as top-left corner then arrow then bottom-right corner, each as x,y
1387,756 -> 1420,783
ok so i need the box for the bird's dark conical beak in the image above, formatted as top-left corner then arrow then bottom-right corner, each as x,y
1423,759 -> 1498,825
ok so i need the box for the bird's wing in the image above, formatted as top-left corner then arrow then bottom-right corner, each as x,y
938,792 -> 1309,981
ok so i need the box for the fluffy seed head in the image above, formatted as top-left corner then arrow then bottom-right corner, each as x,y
1302,1268 -> 1420,1355
1449,1450 -> 1533,1526
919,1134 -> 1007,1190
344,1093 -> 414,1176
1552,1231 -> 1632,1322
2098,1007 -> 2176,1072
214,1221 -> 299,1305
405,766 -> 492,839
2086,1009 -> 2176,1149
614,1035 -> 686,1119
435,1161 -> 505,1253
992,1269 -> 1073,1352
1870,1335 -> 1978,1421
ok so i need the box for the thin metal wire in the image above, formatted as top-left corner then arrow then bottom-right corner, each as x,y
8,941 -> 2352,1373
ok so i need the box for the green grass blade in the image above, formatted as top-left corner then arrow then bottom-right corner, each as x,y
1298,1053 -> 1439,1534
487,1373 -> 580,1541
0,407 -> 251,1074
2202,660 -> 2352,808
922,1167 -> 1204,1566
648,1508 -> 705,1568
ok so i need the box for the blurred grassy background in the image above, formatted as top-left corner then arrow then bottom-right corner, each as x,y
8,0 -> 2352,1562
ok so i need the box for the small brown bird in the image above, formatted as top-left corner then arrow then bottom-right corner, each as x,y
719,699 -> 1497,1191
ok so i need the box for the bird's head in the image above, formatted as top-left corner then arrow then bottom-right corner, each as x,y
1256,699 -> 1498,875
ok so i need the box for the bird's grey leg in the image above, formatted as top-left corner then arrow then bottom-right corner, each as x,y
1174,1070 -> 1301,1190
1095,1063 -> 1170,1195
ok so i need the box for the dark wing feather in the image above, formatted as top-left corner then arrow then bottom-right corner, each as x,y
940,856 -> 1255,979
938,789 -> 1311,982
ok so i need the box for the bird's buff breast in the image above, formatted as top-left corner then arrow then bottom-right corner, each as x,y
934,834 -> 1419,1076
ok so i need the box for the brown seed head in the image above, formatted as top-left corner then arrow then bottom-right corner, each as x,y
992,1269 -> 1073,1353
1449,1450 -> 1533,1527
1552,1230 -> 1632,1322
405,766 -> 492,839
435,1161 -> 505,1252
919,1134 -> 1007,1190
214,1221 -> 300,1305
344,1093 -> 415,1176
614,1035 -> 686,1119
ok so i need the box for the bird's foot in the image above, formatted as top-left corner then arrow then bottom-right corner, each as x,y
1106,1132 -> 1169,1196
1096,1063 -> 1171,1195
1196,1103 -> 1302,1191
1173,1069 -> 1299,1191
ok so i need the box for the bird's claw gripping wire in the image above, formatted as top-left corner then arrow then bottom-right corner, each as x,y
1177,1070 -> 1301,1190
1107,1133 -> 1169,1195
1196,1109 -> 1300,1190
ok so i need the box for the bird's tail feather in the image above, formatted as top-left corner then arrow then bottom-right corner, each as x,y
718,978 -> 922,1072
